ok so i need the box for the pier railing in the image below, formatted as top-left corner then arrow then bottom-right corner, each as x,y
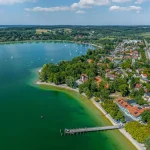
60,124 -> 123,136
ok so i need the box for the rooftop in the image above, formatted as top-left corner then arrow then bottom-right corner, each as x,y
116,99 -> 144,117
95,76 -> 102,83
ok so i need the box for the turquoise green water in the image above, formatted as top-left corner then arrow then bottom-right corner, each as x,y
0,42 -> 136,150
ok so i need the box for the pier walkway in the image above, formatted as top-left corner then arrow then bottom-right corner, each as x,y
61,124 -> 123,135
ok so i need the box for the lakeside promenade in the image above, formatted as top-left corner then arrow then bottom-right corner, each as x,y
36,80 -> 145,150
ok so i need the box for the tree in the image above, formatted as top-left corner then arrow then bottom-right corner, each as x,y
94,97 -> 99,102
79,84 -> 84,94
114,77 -> 127,92
119,84 -> 129,97
66,76 -> 76,88
108,82 -> 115,93
141,110 -> 150,123
108,62 -> 114,69
125,121 -> 150,143
144,137 -> 150,150
85,89 -> 92,99
146,83 -> 150,92
121,59 -> 131,69
130,77 -> 135,89
102,100 -> 125,122
91,81 -> 97,93
116,111 -> 125,122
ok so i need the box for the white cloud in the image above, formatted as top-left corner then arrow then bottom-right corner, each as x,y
76,10 -> 85,13
109,5 -> 142,13
0,0 -> 35,5
71,0 -> 110,9
25,6 -> 73,12
135,0 -> 145,4
25,0 -> 110,12
112,0 -> 132,3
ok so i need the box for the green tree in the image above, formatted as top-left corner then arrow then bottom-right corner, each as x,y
94,97 -> 99,102
141,110 -> 150,123
125,121 -> 150,143
146,84 -> 150,92
145,137 -> 150,150
121,59 -> 131,69
108,62 -> 114,69
66,76 -> 76,88
119,84 -> 129,97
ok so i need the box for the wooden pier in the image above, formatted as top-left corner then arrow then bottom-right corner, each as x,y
61,124 -> 123,135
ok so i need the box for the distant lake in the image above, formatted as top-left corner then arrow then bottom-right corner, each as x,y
0,27 -> 6,28
0,42 -> 136,150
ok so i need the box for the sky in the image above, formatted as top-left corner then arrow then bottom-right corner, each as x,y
0,0 -> 150,25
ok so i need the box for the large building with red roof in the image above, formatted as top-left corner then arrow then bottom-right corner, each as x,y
116,98 -> 149,121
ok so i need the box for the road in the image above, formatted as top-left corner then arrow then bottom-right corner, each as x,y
144,39 -> 150,60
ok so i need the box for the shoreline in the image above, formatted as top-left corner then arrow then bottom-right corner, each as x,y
36,80 -> 145,150
0,39 -> 102,49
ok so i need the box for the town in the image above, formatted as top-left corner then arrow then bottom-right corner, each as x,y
40,38 -> 150,148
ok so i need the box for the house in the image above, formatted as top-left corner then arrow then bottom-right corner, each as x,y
116,99 -> 145,121
126,68 -> 132,73
141,74 -> 147,79
136,68 -> 143,74
120,55 -> 123,59
133,74 -> 140,78
105,84 -> 109,89
134,83 -> 142,91
106,56 -> 114,61
132,55 -> 138,59
95,76 -> 102,84
81,74 -> 88,82
105,73 -> 115,80
105,69 -> 110,73
132,50 -> 138,57
143,93 -> 150,102
87,59 -> 93,64
140,78 -> 149,83
124,55 -> 131,59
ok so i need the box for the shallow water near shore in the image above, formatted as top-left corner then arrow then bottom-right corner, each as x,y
0,42 -> 136,150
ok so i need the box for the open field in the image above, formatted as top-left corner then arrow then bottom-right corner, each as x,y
36,29 -> 50,34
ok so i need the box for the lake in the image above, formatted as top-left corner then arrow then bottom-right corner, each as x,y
0,42 -> 136,150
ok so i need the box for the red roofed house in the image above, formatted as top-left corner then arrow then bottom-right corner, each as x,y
105,84 -> 109,89
116,98 -> 146,120
95,76 -> 102,84
141,74 -> 147,79
134,83 -> 142,90
124,55 -> 131,59
105,69 -> 110,73
87,59 -> 93,64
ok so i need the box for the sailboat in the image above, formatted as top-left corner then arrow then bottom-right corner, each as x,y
69,49 -> 71,56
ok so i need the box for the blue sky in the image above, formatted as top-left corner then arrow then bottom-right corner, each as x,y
0,0 -> 150,25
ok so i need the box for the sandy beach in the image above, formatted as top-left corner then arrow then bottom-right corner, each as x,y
36,80 -> 145,150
